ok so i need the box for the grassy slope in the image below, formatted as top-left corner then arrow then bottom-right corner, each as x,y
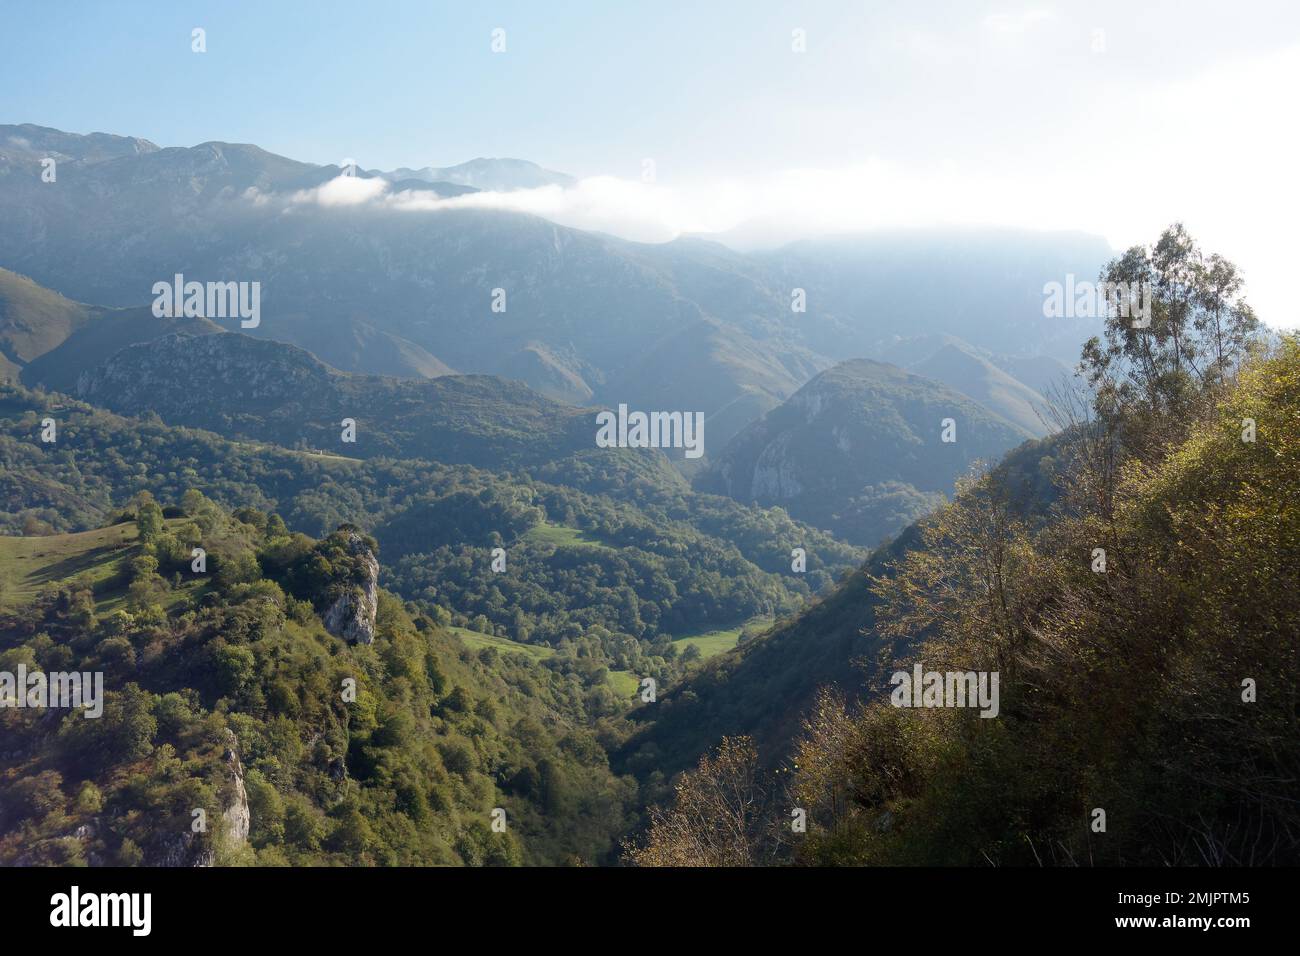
447,624 -> 554,661
0,267 -> 93,381
671,615 -> 774,659
0,521 -> 138,606
0,518 -> 200,611
447,624 -> 640,698
522,521 -> 613,550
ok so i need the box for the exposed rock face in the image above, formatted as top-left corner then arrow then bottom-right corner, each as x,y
153,832 -> 214,868
322,531 -> 380,645
146,729 -> 250,866
698,359 -> 1033,547
749,431 -> 804,500
221,730 -> 250,847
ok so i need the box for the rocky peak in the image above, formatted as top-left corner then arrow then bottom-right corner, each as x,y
321,530 -> 380,645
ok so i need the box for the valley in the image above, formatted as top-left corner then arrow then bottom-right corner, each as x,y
0,121 -> 1293,873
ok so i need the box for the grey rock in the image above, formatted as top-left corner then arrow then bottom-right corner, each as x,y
321,531 -> 380,645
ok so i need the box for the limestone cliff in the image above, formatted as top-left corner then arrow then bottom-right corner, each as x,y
321,530 -> 379,645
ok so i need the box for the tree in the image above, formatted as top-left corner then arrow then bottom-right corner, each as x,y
135,495 -> 165,544
625,736 -> 781,866
1079,224 -> 1261,452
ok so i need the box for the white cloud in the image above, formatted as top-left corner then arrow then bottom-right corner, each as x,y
274,41 -> 1300,330
290,173 -> 388,207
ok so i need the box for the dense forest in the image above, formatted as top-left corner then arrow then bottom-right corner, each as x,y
0,494 -> 645,865
2,223 -> 1293,870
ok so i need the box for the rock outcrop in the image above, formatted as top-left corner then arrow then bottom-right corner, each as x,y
321,530 -> 380,645
146,729 -> 250,866
221,730 -> 250,846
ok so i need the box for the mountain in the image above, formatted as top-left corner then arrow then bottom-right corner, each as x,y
697,359 -> 1034,546
0,126 -> 1110,453
0,131 -> 811,445
910,342 -> 1050,436
988,352 -> 1077,401
629,339 -> 1300,867
20,306 -> 223,393
0,123 -> 159,165
874,333 -> 1080,430
623,432 -> 1062,779
381,157 -> 574,191
757,228 -> 1112,363
63,330 -> 596,469
601,316 -> 831,457
0,267 -> 95,381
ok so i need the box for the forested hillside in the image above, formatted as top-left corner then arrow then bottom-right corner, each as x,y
0,381 -> 863,710
699,358 -> 1034,546
622,431 -> 1064,784
0,496 -> 641,865
630,226 -> 1298,868
0,113 -> 1286,880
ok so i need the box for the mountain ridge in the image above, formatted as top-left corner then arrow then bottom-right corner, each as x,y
698,357 -> 1035,545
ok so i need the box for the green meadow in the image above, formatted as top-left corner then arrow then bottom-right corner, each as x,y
672,616 -> 774,659
522,521 -> 614,551
0,522 -> 140,607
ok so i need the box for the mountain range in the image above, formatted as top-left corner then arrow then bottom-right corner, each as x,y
0,124 -> 1103,455
1,121 -> 1293,871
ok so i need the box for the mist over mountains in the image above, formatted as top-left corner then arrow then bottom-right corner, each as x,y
1,110 -> 1294,880
2,0 -> 1296,897
0,124 -> 1103,460
0,120 -> 1132,870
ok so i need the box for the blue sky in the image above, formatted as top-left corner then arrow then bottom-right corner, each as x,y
4,0 -> 1293,174
8,0 -> 826,176
4,1 -> 1299,324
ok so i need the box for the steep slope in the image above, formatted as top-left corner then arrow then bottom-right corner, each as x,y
0,504 -> 641,866
21,307 -> 223,393
0,267 -> 95,381
600,317 -> 831,453
623,433 -> 1064,779
875,333 -> 1078,425
759,342 -> 1300,867
698,359 -> 1034,546
989,353 -> 1076,400
911,342 -> 1050,436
